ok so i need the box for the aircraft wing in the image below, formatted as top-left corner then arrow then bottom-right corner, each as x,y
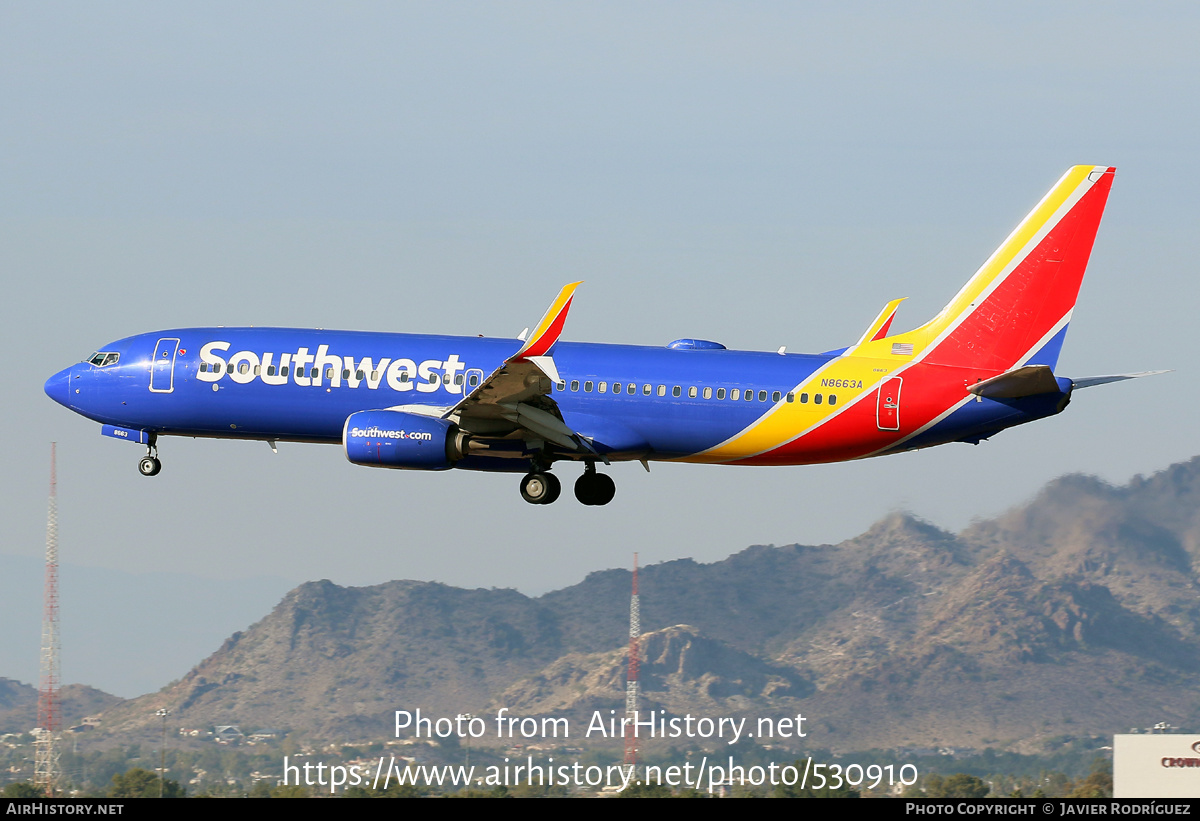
442,283 -> 595,455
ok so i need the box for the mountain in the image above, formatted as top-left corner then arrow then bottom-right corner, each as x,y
0,678 -> 122,735
49,456 -> 1200,751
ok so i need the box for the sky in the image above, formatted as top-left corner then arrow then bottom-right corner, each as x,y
1,2 -> 1197,698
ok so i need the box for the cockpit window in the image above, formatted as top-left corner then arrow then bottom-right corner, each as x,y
87,352 -> 120,367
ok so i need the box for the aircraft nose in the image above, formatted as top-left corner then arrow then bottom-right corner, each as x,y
44,366 -> 74,407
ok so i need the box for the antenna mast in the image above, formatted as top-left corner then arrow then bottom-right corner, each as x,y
623,553 -> 640,776
34,443 -> 61,797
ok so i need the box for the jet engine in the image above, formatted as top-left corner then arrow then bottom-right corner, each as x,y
343,410 -> 465,470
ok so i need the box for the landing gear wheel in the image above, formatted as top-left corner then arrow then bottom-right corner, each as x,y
542,472 -> 561,504
520,471 -> 560,504
138,456 -> 161,477
574,471 -> 615,506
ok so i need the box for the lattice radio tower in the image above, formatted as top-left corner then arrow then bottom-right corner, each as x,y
34,443 -> 62,797
623,553 -> 640,775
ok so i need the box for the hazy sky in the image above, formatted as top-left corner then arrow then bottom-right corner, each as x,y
2,3 -> 1197,697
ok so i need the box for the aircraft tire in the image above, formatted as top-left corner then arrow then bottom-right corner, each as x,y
520,472 -> 557,504
574,472 -> 615,506
138,456 -> 161,477
542,472 -> 561,504
591,473 -> 615,505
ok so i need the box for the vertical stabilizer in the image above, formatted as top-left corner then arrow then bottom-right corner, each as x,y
879,166 -> 1115,372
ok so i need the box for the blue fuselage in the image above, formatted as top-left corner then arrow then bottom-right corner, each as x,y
45,326 -> 1066,469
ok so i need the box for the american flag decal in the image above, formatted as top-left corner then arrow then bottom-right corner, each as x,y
891,342 -> 914,356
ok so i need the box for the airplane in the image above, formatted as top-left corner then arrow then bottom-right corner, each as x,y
44,165 -> 1161,506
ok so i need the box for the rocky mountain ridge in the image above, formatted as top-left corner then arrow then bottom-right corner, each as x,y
17,456 -> 1200,752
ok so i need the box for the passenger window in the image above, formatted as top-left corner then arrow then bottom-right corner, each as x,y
772,391 -> 781,403
800,392 -> 808,403
730,388 -> 740,400
200,363 -> 208,373
571,380 -> 580,391
470,375 -> 480,386
613,382 -> 621,394
829,394 -> 837,406
627,383 -> 635,394
657,385 -> 666,396
688,386 -> 698,398
584,381 -> 594,392
342,369 -> 350,380
239,363 -> 249,375
643,384 -> 651,396
267,366 -> 276,376
356,370 -> 365,380
325,368 -> 333,379
758,390 -> 767,402
815,394 -> 823,404
672,386 -> 681,397
428,374 -> 436,384
745,390 -> 753,401
703,387 -> 712,399
717,388 -> 726,400
311,367 -> 319,378
442,373 -> 450,384
282,366 -> 290,377
786,392 -> 794,403
372,371 -> 380,381
599,381 -> 607,393
556,381 -> 565,391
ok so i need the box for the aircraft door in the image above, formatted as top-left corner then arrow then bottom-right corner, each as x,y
150,337 -> 181,393
877,377 -> 902,431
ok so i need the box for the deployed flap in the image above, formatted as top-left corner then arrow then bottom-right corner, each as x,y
1072,370 -> 1170,390
967,365 -> 1061,399
499,402 -> 578,450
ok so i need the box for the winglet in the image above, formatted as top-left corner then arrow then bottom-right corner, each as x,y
859,297 -> 906,345
509,282 -> 582,361
842,297 -> 906,356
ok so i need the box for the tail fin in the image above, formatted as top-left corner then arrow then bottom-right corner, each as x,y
876,166 -> 1115,372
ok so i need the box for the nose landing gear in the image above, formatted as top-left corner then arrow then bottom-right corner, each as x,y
138,435 -> 161,477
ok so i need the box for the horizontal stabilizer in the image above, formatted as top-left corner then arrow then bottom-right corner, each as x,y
967,365 -> 1061,399
1072,370 -> 1170,390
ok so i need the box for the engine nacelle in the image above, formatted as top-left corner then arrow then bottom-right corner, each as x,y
343,410 -> 460,470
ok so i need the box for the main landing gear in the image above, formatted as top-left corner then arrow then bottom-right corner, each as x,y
138,436 -> 161,477
516,460 -> 614,499
519,462 -> 616,506
574,462 -> 615,506
520,470 -> 561,505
